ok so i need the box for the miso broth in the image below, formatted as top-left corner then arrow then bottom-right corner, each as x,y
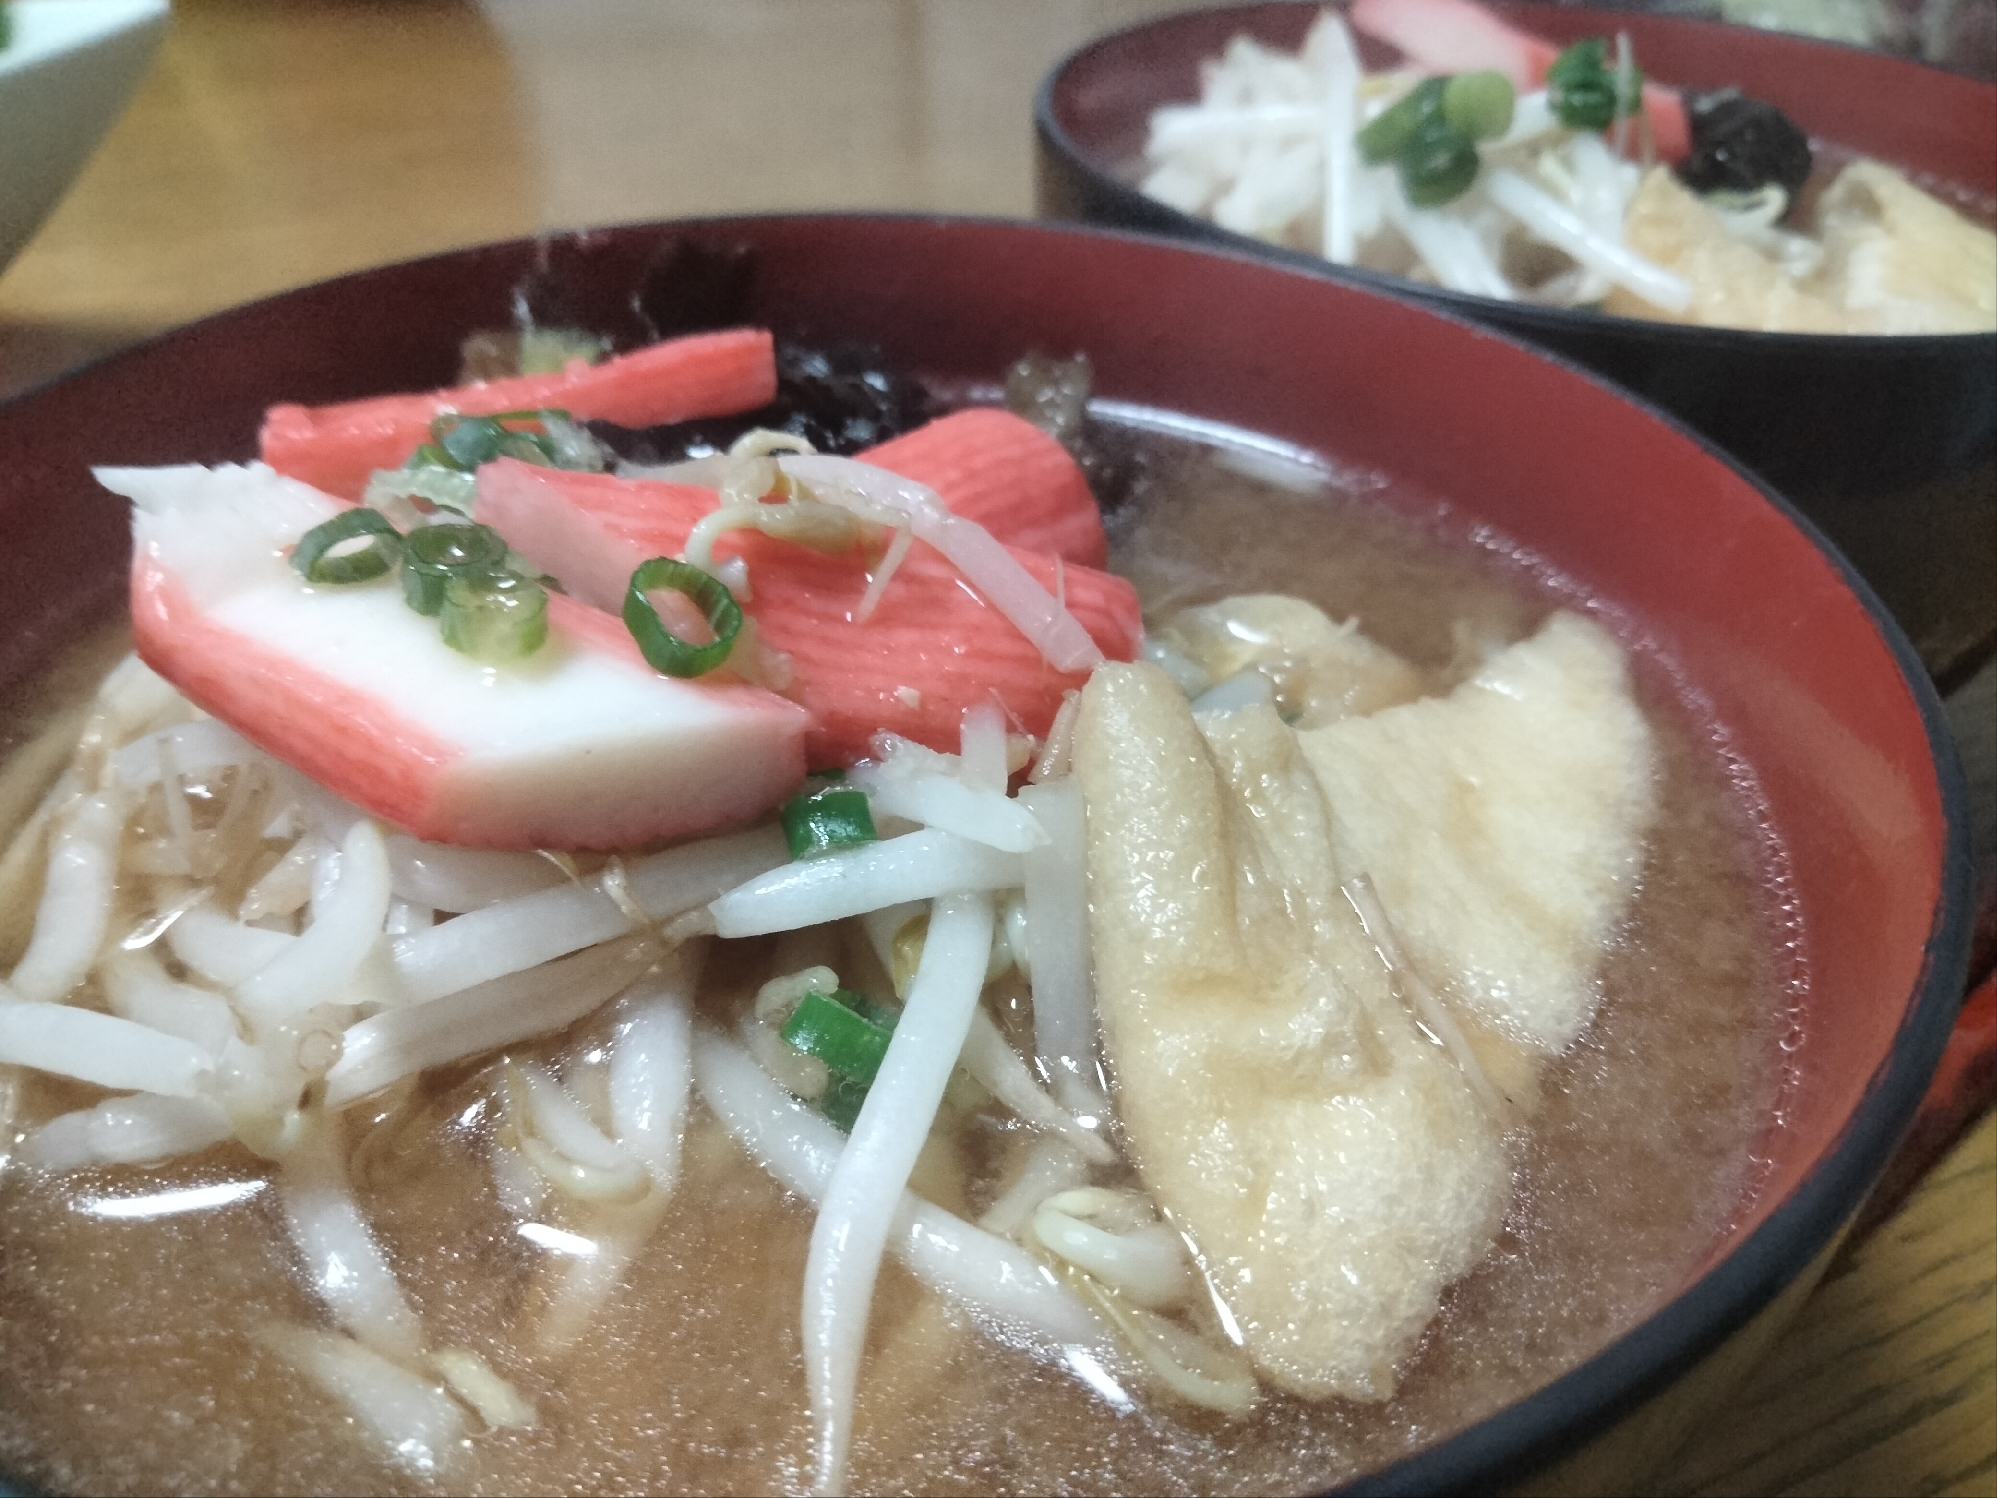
0,426 -> 1792,1496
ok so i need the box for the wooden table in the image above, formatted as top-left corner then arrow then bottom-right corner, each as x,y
2,3 -> 1991,1494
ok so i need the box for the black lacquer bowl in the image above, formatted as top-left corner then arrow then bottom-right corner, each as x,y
0,215 -> 1973,1495
1036,2 -> 1997,687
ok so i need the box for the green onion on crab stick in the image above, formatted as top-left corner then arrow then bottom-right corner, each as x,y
439,569 -> 549,663
291,506 -> 402,585
288,507 -> 553,664
623,557 -> 744,679
400,522 -> 511,615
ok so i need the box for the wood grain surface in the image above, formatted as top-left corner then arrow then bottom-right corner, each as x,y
1,3 -> 1991,1495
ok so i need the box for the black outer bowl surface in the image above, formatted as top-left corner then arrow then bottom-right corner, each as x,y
1035,1 -> 1997,688
0,214 -> 1974,1497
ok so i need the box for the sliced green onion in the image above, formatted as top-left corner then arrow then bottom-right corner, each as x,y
438,414 -> 554,470
291,507 -> 402,585
496,429 -> 561,464
1400,117 -> 1482,207
1356,77 -> 1445,166
782,989 -> 899,1131
363,463 -> 480,521
401,521 -> 511,616
439,569 -> 548,662
1546,38 -> 1640,132
781,989 -> 897,1086
623,557 -> 743,678
425,410 -> 569,472
1442,70 -> 1514,142
819,1073 -> 869,1133
781,786 -> 878,860
1546,37 -> 1605,89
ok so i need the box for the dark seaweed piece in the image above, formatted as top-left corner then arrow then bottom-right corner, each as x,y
1677,89 -> 1813,197
515,236 -> 662,353
591,341 -> 936,464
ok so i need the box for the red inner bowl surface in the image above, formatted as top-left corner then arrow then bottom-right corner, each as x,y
0,216 -> 1963,1481
1051,2 -> 1997,206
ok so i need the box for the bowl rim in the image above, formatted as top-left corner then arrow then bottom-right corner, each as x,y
1034,0 -> 1997,358
0,210 -> 1976,1496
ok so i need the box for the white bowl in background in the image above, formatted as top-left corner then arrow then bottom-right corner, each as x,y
0,0 -> 170,273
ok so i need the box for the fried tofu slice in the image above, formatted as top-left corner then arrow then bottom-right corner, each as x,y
1073,610 -> 1656,1400
1607,160 -> 1996,334
1813,160 -> 1997,334
1075,664 -> 1509,1401
1606,167 -> 1849,331
1151,593 -> 1427,726
1299,610 -> 1658,1057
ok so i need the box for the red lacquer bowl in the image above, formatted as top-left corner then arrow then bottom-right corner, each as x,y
0,216 -> 1972,1494
1036,3 -> 1997,690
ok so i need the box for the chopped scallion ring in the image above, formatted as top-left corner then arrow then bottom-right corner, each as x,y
819,1073 -> 870,1133
1401,117 -> 1481,207
291,507 -> 402,585
1356,76 -> 1444,166
780,786 -> 877,859
424,409 -> 571,472
1441,70 -> 1514,142
623,557 -> 744,678
439,569 -> 549,662
780,989 -> 897,1087
401,521 -> 512,616
1546,38 -> 1641,132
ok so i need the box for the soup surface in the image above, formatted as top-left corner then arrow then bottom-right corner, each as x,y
0,423 -> 1791,1495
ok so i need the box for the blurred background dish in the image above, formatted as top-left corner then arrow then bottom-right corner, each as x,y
0,0 -> 168,275
1035,2 -> 1997,691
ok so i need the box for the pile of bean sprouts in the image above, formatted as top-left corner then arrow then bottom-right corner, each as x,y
1142,11 -> 1695,313
0,458 -> 1260,1494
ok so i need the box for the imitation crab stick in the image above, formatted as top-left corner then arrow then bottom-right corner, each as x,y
100,463 -> 810,850
858,409 -> 1106,568
474,461 -> 1142,766
260,328 -> 777,501
1350,0 -> 1691,160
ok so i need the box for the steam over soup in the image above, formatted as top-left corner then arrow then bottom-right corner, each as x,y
0,344 -> 1790,1495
